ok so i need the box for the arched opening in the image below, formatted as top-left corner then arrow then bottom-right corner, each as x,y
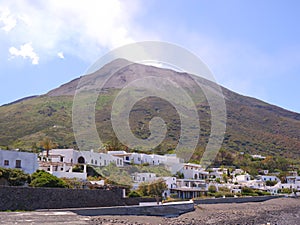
78,156 -> 85,164
194,174 -> 198,179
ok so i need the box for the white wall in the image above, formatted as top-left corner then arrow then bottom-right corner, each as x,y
0,149 -> 38,174
46,149 -> 123,167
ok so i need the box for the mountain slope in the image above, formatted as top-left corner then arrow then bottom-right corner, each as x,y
0,59 -> 299,161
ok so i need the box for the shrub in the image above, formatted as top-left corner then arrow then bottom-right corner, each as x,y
72,165 -> 84,173
266,180 -> 277,186
218,186 -> 230,192
128,190 -> 141,198
30,170 -> 68,188
279,188 -> 293,194
0,168 -> 30,186
208,185 -> 217,193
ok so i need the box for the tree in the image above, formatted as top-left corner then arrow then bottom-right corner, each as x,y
30,170 -> 68,188
39,138 -> 57,158
147,178 -> 167,204
137,182 -> 149,196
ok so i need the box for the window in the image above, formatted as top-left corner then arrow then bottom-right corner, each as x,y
60,156 -> 63,162
91,159 -> 94,164
4,160 -> 9,166
95,160 -> 97,165
15,160 -> 21,168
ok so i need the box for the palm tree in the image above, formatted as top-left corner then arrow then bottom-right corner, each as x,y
40,138 -> 56,158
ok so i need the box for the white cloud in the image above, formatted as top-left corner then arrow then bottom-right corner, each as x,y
0,0 -> 152,63
9,42 -> 39,64
0,7 -> 17,32
57,52 -> 64,59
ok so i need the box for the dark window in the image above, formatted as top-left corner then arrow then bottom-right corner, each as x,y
77,156 -> 85,164
15,160 -> 21,168
4,160 -> 9,166
60,156 -> 64,162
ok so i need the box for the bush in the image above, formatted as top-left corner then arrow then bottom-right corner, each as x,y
279,188 -> 293,194
208,185 -> 217,193
218,186 -> 230,192
72,165 -> 84,173
30,170 -> 68,188
0,168 -> 30,186
214,192 -> 225,198
241,186 -> 253,194
207,192 -> 215,197
128,190 -> 141,198
266,180 -> 277,186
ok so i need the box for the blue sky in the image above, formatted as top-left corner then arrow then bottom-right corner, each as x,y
0,0 -> 300,113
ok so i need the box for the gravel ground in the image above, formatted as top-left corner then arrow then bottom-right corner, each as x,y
0,197 -> 299,225
90,197 -> 300,225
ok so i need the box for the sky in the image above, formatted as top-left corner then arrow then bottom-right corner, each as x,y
0,0 -> 300,113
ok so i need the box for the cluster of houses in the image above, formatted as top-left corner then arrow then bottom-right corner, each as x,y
0,149 -> 299,199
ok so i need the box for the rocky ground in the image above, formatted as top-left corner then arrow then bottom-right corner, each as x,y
90,197 -> 300,225
0,197 -> 299,225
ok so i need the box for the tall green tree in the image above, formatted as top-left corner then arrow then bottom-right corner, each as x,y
147,178 -> 167,204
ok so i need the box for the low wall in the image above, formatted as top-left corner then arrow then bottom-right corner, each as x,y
0,186 -> 125,211
53,200 -> 195,217
194,195 -> 283,205
123,197 -> 156,205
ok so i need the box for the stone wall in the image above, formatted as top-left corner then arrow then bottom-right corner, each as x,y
0,186 -> 126,211
194,195 -> 282,205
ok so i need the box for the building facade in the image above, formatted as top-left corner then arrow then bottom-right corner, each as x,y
0,149 -> 38,174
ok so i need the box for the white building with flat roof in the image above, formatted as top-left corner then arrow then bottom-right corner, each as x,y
179,163 -> 209,180
41,149 -> 123,167
0,149 -> 38,174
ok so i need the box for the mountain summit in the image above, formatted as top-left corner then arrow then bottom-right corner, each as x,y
0,59 -> 299,161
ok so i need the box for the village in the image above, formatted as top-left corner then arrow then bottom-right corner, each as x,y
0,148 -> 299,200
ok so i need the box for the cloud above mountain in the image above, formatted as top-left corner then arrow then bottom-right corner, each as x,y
0,0 -> 148,63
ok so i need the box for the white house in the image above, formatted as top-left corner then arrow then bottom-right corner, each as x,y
162,176 -> 177,198
231,168 -> 245,176
179,163 -> 209,180
131,172 -> 157,189
41,149 -> 123,167
173,178 -> 208,199
0,149 -> 38,174
233,174 -> 251,183
258,175 -> 280,182
39,161 -> 87,180
285,176 -> 300,191
107,151 -> 182,170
